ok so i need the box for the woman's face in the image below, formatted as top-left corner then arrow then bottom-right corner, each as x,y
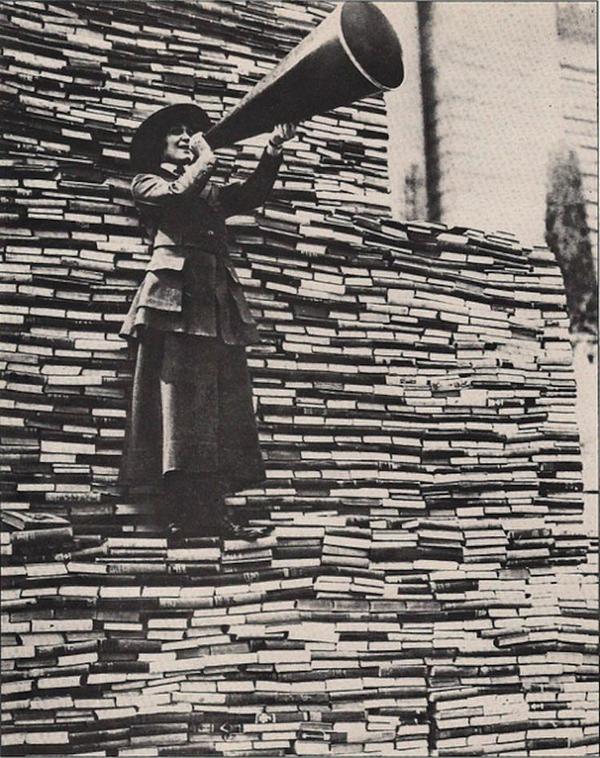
163,124 -> 194,164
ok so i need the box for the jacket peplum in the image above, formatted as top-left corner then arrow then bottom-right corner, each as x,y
120,147 -> 283,345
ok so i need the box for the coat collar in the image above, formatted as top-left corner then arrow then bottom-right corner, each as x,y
160,161 -> 186,176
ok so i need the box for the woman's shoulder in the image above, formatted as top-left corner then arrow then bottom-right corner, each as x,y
130,171 -> 171,201
131,169 -> 166,184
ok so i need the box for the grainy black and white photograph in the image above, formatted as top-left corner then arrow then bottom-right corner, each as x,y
0,1 -> 598,756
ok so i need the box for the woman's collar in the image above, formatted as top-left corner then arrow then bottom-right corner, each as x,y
160,161 -> 179,174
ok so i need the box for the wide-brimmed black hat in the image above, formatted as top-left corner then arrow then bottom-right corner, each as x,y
130,103 -> 212,173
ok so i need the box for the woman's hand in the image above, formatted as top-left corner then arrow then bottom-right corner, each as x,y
268,122 -> 297,154
190,132 -> 216,170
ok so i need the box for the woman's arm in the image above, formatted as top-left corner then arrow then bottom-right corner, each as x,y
219,150 -> 282,217
219,122 -> 296,217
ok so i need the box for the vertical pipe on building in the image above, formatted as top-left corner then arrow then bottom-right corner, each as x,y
416,2 -> 440,222
381,2 -> 427,221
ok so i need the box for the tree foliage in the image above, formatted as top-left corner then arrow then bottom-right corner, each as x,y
545,148 -> 597,334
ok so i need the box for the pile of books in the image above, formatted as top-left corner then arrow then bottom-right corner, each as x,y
1,1 -> 597,756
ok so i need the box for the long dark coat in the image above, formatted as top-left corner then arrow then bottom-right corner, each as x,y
119,148 -> 282,495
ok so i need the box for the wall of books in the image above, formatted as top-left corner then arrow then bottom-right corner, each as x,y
1,1 -> 598,756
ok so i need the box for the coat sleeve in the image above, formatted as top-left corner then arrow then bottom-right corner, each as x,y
219,148 -> 283,217
131,159 -> 216,208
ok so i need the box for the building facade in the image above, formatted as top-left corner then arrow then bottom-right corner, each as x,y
384,1 -> 597,252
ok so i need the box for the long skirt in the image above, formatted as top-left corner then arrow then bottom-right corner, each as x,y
119,329 -> 265,501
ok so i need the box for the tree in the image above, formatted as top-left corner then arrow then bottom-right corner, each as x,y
545,147 -> 597,335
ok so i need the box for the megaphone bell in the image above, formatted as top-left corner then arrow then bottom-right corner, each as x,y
204,1 -> 404,149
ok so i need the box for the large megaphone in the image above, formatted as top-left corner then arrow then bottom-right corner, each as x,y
204,1 -> 404,150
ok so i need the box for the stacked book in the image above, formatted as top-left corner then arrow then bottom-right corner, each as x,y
1,1 -> 597,756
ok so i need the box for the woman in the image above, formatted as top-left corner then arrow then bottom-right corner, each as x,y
119,102 -> 296,538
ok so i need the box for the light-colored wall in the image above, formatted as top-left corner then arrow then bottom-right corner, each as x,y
384,2 -> 597,251
420,1 -> 563,245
